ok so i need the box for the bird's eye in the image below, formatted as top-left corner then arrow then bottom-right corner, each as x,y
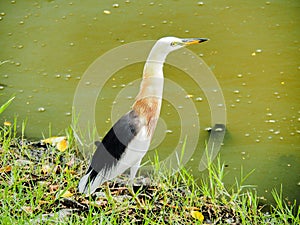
170,42 -> 177,46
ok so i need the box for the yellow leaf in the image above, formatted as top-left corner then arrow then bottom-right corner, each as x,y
4,121 -> 11,126
57,190 -> 73,198
57,139 -> 68,152
41,136 -> 68,152
0,165 -> 12,173
42,136 -> 66,145
191,210 -> 204,221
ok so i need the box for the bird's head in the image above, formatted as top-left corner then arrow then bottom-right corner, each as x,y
157,36 -> 209,53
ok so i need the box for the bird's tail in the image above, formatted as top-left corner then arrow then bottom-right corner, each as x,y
78,168 -> 100,195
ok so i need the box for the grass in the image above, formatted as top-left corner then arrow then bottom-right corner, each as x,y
0,118 -> 299,224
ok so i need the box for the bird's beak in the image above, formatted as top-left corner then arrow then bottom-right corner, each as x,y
183,38 -> 209,46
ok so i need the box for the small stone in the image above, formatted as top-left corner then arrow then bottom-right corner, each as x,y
112,3 -> 119,8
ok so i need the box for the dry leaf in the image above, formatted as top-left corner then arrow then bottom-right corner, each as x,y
63,167 -> 76,175
49,184 -> 59,193
66,157 -> 75,167
21,206 -> 33,214
38,200 -> 50,205
191,210 -> 204,222
41,164 -> 51,174
0,165 -> 12,173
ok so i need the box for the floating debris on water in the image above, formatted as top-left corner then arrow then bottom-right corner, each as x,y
266,119 -> 276,123
103,10 -> 111,15
195,97 -> 203,102
38,107 -> 46,112
185,94 -> 193,99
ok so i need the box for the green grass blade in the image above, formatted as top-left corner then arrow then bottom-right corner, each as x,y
0,96 -> 15,114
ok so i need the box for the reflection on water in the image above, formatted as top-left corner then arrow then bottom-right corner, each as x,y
1,0 -> 299,203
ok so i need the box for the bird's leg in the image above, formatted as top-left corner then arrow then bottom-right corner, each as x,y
129,159 -> 142,185
127,161 -> 144,207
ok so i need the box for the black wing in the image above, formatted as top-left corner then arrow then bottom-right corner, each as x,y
83,110 -> 141,184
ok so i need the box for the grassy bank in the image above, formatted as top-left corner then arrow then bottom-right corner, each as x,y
0,119 -> 299,224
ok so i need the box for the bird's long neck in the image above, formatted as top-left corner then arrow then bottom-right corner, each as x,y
136,48 -> 167,100
132,46 -> 167,136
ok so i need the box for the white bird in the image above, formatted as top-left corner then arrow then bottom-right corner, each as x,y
78,36 -> 208,194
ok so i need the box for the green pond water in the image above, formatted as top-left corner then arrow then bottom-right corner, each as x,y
1,0 -> 299,204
